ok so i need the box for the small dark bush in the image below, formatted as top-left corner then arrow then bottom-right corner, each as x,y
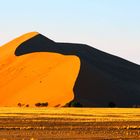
26,104 -> 29,107
35,102 -> 48,107
17,103 -> 25,107
132,104 -> 140,108
35,103 -> 41,107
41,102 -> 48,107
64,101 -> 83,107
108,102 -> 116,107
18,103 -> 22,107
70,101 -> 83,107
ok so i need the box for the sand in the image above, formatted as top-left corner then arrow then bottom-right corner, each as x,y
0,31 -> 140,107
14,33 -> 140,107
0,107 -> 140,139
0,32 -> 80,107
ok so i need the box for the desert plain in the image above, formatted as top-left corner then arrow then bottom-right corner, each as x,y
0,107 -> 139,139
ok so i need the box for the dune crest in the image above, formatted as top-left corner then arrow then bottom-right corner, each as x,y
0,32 -> 38,59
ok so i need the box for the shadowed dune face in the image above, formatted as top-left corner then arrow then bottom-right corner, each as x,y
0,33 -> 80,107
15,34 -> 140,107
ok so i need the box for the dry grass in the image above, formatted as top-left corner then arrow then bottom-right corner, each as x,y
0,107 -> 140,139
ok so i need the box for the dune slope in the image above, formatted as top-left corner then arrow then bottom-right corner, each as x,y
15,33 -> 140,107
0,32 -> 140,107
0,32 -> 80,107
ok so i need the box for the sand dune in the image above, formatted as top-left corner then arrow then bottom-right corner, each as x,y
0,32 -> 140,107
15,33 -> 140,107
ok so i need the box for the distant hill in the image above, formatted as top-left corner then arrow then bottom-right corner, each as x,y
0,32 -> 140,107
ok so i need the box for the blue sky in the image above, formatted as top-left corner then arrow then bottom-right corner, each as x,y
0,0 -> 140,64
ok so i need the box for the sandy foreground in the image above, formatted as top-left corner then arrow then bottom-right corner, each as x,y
0,107 -> 139,139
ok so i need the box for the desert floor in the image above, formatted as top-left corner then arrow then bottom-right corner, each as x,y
0,107 -> 139,139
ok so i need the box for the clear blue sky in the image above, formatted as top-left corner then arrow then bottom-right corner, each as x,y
0,0 -> 140,64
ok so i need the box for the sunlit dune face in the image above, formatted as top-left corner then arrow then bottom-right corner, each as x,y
0,32 -> 38,59
0,32 -> 80,107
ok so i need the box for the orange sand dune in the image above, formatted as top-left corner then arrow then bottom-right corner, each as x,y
0,32 -> 80,107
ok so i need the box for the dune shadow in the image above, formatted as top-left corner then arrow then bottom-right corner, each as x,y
15,34 -> 140,107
